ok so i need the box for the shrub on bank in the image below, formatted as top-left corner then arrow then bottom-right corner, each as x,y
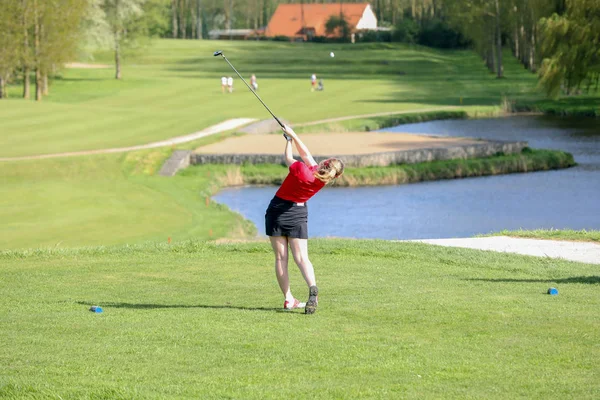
231,149 -> 575,187
334,149 -> 575,186
515,100 -> 600,117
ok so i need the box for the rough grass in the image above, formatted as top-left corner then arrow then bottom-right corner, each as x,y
1,41 -> 554,158
187,149 -> 575,186
486,229 -> 600,243
516,97 -> 600,117
1,240 -> 598,399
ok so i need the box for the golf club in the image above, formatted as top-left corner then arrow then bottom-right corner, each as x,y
213,50 -> 289,139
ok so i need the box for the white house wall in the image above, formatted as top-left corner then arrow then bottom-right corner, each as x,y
356,4 -> 377,30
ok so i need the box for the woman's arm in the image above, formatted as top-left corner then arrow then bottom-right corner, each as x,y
283,135 -> 295,167
282,125 -> 317,166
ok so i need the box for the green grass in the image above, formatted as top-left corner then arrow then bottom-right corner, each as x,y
516,96 -> 600,117
0,152 -> 256,250
293,110 -> 474,134
1,240 -> 598,398
0,148 -> 574,250
486,229 -> 600,243
182,148 -> 575,186
335,148 -> 575,185
1,39 -> 597,399
1,41 -> 555,158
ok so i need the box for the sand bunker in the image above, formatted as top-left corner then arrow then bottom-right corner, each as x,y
196,132 -> 482,156
65,63 -> 111,69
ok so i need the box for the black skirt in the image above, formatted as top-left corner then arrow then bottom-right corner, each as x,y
265,196 -> 309,239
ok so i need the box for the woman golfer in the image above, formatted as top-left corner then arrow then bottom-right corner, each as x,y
265,125 -> 344,314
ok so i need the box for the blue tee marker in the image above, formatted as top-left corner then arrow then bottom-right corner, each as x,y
89,306 -> 103,313
547,288 -> 559,296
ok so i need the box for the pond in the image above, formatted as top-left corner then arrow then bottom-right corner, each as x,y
213,116 -> 600,239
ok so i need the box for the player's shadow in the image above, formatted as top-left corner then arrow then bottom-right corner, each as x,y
467,276 -> 600,285
76,301 -> 289,313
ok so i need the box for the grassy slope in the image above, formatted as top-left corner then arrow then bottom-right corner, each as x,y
1,41 -> 548,158
1,240 -> 598,399
0,150 -> 256,249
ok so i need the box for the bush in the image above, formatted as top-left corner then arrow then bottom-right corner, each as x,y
325,14 -> 351,42
271,35 -> 291,42
356,30 -> 392,43
310,35 -> 329,43
392,19 -> 419,44
387,17 -> 470,48
309,35 -> 348,43
418,18 -> 470,49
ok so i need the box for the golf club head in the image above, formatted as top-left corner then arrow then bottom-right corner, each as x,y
213,50 -> 223,57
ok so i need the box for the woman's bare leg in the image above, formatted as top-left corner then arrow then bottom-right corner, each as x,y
269,236 -> 294,302
289,238 -> 318,313
288,238 -> 316,287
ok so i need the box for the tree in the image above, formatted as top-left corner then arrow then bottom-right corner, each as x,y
171,0 -> 177,38
325,13 -> 351,41
81,0 -> 113,56
538,0 -> 600,97
0,0 -> 86,101
442,0 -> 505,78
195,0 -> 202,39
20,0 -> 86,101
101,0 -> 146,80
142,0 -> 171,37
0,1 -> 22,98
43,1 -> 87,99
20,0 -> 33,99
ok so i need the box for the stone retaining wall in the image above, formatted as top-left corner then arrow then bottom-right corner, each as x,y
191,140 -> 528,167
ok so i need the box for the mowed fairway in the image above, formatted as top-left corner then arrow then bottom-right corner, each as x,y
1,240 -> 598,398
1,40 -> 542,158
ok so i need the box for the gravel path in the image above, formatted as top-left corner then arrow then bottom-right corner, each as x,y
411,236 -> 600,264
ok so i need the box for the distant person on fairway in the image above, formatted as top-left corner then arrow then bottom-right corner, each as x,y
265,125 -> 344,314
227,76 -> 233,93
311,73 -> 317,91
317,79 -> 324,91
250,74 -> 258,91
221,76 -> 227,93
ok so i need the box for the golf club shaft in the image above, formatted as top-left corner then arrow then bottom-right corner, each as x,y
219,55 -> 284,129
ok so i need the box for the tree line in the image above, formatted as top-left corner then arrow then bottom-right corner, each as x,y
0,0 -> 86,100
442,0 -> 599,96
0,0 -> 151,99
0,0 -> 598,100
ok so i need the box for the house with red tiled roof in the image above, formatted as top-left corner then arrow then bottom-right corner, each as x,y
265,3 -> 377,40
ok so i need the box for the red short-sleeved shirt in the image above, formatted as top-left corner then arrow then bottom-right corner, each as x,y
275,161 -> 325,203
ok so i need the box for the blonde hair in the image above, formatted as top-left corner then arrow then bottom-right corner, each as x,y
314,158 -> 344,184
